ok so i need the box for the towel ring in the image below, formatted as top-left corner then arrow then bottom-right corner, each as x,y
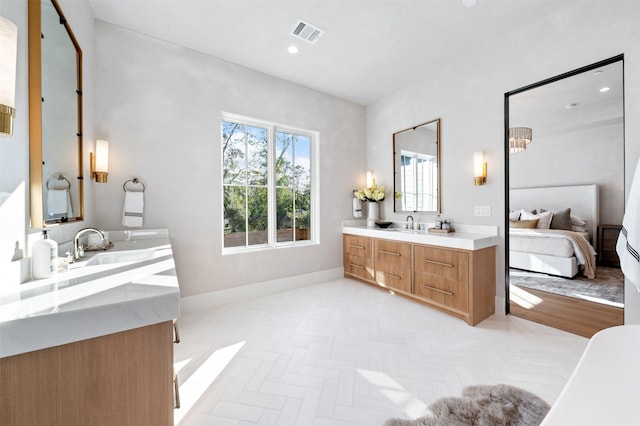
123,177 -> 146,192
46,174 -> 71,190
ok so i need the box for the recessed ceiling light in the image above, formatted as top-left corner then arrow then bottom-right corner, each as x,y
565,103 -> 578,109
593,70 -> 603,75
600,86 -> 610,92
462,0 -> 477,7
288,45 -> 298,54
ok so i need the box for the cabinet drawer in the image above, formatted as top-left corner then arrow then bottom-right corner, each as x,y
375,263 -> 411,293
414,245 -> 468,282
375,240 -> 411,268
414,271 -> 468,313
344,235 -> 372,258
345,254 -> 374,281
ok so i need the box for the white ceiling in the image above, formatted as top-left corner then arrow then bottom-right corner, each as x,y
87,0 -> 561,106
509,60 -> 624,139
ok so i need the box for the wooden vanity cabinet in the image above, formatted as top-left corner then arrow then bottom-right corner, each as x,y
374,239 -> 412,293
0,321 -> 174,426
343,234 -> 374,282
343,234 -> 496,326
413,244 -> 495,325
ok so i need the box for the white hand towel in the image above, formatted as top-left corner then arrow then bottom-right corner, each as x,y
47,189 -> 70,218
353,197 -> 363,218
122,191 -> 144,227
617,157 -> 640,291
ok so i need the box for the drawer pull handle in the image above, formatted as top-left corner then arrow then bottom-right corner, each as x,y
382,272 -> 401,280
174,370 -> 181,409
380,250 -> 401,257
349,244 -> 365,250
423,259 -> 454,268
350,263 -> 365,270
423,284 -> 454,296
173,320 -> 180,344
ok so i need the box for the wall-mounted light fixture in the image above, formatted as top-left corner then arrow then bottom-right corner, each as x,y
90,139 -> 109,183
0,16 -> 18,137
474,151 -> 487,186
509,127 -> 533,154
366,170 -> 375,187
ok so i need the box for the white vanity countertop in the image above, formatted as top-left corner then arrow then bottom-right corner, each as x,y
342,221 -> 499,250
0,229 -> 180,358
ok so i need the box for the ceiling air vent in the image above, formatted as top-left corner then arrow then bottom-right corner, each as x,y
291,20 -> 324,44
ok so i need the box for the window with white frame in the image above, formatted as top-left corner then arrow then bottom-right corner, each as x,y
399,150 -> 437,212
222,114 -> 316,250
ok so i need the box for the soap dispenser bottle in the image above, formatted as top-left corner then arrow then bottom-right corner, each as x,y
32,230 -> 58,279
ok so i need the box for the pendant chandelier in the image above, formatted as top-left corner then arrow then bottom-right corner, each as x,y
509,127 -> 533,154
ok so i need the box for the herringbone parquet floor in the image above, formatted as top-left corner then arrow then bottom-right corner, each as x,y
174,278 -> 588,425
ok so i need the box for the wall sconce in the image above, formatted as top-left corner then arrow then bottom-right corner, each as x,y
90,139 -> 109,183
509,127 -> 533,154
366,170 -> 375,187
474,151 -> 487,186
0,16 -> 18,137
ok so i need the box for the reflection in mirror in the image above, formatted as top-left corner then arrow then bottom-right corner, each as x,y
393,118 -> 440,213
505,56 -> 624,337
29,0 -> 83,228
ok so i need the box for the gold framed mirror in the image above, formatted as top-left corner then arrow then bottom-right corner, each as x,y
393,118 -> 441,213
28,0 -> 83,228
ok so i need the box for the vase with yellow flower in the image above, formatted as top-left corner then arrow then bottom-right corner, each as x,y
354,180 -> 386,227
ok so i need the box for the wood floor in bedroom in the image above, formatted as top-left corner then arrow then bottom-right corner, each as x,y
510,283 -> 624,338
174,278 -> 587,426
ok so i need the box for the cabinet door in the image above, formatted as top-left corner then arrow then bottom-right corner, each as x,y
414,245 -> 469,283
414,271 -> 469,313
345,253 -> 374,281
374,240 -> 411,292
344,235 -> 372,258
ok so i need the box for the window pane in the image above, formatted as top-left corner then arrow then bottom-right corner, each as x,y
295,187 -> 311,241
276,131 -> 293,186
247,125 -> 268,186
276,187 -> 293,242
222,121 -> 247,185
223,186 -> 246,248
247,186 -> 268,246
294,134 -> 311,190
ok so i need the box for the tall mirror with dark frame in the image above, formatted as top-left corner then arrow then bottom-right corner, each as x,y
393,118 -> 441,213
505,56 -> 624,338
29,0 -> 84,228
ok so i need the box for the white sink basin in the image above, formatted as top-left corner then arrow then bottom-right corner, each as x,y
384,228 -> 422,234
85,249 -> 155,266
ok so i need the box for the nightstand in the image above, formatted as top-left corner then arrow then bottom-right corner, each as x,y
597,225 -> 622,268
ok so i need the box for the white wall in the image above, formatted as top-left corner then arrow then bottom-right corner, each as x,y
93,21 -> 366,298
366,1 -> 640,322
510,122 -> 624,225
0,0 -> 97,279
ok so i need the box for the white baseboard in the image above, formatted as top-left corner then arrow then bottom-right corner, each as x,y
180,267 -> 344,314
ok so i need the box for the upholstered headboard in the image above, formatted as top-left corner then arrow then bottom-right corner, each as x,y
509,184 -> 600,248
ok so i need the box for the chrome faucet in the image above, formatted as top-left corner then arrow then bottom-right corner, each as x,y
406,215 -> 414,230
73,227 -> 106,261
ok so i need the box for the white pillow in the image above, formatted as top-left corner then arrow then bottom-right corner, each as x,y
520,209 -> 553,229
572,225 -> 588,233
571,215 -> 587,227
509,210 -> 520,221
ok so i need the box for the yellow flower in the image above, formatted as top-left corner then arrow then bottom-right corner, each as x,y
354,183 -> 385,202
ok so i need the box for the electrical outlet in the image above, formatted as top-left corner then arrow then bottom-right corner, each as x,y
474,206 -> 491,216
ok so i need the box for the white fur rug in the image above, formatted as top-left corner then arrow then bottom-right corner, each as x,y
384,384 -> 550,426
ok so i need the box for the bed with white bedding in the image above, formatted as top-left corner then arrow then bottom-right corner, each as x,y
509,185 -> 599,278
